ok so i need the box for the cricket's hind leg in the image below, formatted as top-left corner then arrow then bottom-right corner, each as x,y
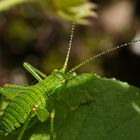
0,87 -> 17,100
3,84 -> 27,90
0,84 -> 27,99
23,62 -> 47,82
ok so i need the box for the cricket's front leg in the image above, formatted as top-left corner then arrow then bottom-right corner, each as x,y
35,106 -> 56,140
50,109 -> 55,140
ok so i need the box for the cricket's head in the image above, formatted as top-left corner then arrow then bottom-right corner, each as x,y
50,69 -> 76,84
61,23 -> 140,77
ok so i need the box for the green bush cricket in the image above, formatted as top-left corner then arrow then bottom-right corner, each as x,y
0,23 -> 140,140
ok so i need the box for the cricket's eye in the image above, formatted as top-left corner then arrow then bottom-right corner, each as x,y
66,72 -> 76,80
57,74 -> 63,78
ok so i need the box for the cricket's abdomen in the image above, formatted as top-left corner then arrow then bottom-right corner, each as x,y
0,86 -> 45,136
0,71 -> 65,135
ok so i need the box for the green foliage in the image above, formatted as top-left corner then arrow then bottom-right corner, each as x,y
0,0 -> 28,11
1,73 -> 140,140
40,0 -> 97,24
0,0 -> 97,24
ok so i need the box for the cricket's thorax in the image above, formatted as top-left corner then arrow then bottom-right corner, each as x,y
36,70 -> 66,96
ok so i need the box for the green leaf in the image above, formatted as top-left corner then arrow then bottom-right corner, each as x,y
21,73 -> 140,140
1,73 -> 139,139
38,0 -> 97,24
0,0 -> 97,24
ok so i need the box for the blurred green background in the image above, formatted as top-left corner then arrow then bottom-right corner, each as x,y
0,0 -> 140,88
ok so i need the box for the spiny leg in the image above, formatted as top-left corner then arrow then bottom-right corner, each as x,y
23,62 -> 47,82
4,84 -> 26,90
23,62 -> 47,78
0,84 -> 27,99
50,109 -> 55,140
0,87 -> 18,100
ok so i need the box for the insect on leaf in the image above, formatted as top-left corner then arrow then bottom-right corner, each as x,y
20,74 -> 140,140
0,22 -> 140,140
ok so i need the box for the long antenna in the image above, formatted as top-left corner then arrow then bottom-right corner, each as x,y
62,23 -> 75,72
69,39 -> 140,72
